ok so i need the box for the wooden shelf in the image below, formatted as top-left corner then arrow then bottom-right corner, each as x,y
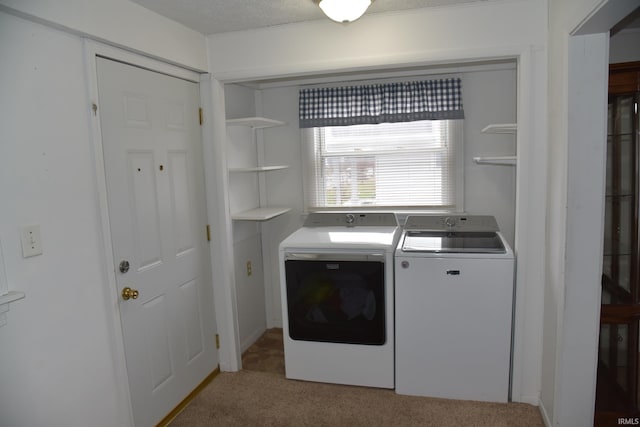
229,165 -> 289,173
231,207 -> 291,221
473,156 -> 516,166
226,117 -> 286,129
481,124 -> 517,134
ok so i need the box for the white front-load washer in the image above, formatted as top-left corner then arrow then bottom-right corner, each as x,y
279,212 -> 400,389
394,215 -> 515,402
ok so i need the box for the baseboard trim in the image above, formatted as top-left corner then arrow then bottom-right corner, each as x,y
517,395 -> 541,406
241,326 -> 267,353
539,398 -> 552,427
156,367 -> 220,427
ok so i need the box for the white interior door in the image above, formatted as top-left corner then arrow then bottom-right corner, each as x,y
96,57 -> 217,427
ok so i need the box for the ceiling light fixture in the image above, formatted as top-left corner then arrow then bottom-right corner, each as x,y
319,0 -> 372,23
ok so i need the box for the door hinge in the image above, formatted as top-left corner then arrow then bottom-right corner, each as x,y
199,107 -> 203,125
92,103 -> 98,116
206,224 -> 211,242
215,334 -> 220,349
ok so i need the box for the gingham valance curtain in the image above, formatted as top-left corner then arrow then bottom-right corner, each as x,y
298,78 -> 464,128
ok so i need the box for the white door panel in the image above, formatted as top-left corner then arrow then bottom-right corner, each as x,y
97,57 -> 217,427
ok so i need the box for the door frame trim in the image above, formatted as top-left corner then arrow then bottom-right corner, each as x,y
82,39 -> 214,426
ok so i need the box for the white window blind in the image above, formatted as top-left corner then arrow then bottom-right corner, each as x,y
302,119 -> 463,210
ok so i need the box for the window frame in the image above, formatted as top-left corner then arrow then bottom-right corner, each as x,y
301,119 -> 464,213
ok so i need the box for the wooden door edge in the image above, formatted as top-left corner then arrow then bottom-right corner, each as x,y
156,366 -> 220,427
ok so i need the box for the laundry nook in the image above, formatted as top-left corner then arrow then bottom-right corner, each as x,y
1,1 -> 638,426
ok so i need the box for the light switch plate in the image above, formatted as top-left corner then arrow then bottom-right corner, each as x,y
21,225 -> 43,258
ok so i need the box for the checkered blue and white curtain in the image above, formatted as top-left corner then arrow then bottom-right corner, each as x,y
298,78 -> 464,128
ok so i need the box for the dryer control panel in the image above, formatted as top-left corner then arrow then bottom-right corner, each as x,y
304,212 -> 398,227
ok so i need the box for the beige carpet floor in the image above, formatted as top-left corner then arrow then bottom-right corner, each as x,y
170,329 -> 544,427
239,328 -> 285,375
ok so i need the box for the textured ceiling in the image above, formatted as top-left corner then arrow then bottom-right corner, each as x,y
130,0 -> 489,35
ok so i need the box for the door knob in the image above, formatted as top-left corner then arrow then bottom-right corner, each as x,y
122,287 -> 139,301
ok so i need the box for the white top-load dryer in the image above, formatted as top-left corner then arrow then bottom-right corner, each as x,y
395,214 -> 515,402
279,212 -> 400,389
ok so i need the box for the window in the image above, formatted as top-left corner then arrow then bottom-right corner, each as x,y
302,119 -> 463,210
299,77 -> 464,211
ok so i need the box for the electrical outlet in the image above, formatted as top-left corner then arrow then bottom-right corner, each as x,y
246,261 -> 252,276
21,225 -> 43,258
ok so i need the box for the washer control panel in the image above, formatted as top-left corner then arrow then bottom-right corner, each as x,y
404,215 -> 499,232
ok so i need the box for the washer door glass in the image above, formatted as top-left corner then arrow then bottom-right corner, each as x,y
284,259 -> 386,345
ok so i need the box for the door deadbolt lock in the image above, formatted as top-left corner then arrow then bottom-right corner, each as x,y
401,260 -> 410,269
122,287 -> 139,301
119,260 -> 130,274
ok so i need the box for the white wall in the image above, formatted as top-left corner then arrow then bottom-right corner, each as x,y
256,65 -> 517,328
209,0 -> 547,405
0,13 -> 128,426
463,67 -> 517,245
0,0 -> 207,71
224,84 -> 269,351
257,86 -> 306,328
208,0 -> 544,82
610,28 -> 640,63
0,5 -> 210,426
